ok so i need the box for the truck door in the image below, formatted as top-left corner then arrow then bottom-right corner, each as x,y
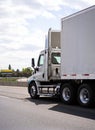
35,52 -> 45,81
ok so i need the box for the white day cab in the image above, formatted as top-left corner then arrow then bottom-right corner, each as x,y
28,5 -> 95,107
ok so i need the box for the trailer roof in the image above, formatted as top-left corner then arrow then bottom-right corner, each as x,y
61,5 -> 95,21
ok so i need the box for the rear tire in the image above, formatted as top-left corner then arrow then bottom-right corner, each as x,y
29,82 -> 39,99
78,84 -> 94,107
60,83 -> 76,105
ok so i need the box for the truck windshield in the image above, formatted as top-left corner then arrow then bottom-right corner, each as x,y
51,52 -> 61,64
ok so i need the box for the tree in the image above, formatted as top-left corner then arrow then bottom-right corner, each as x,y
16,69 -> 21,77
8,64 -> 11,70
22,67 -> 33,77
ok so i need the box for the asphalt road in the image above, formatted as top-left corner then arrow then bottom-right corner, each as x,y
0,86 -> 95,130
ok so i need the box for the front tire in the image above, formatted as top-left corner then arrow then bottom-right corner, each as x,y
29,82 -> 39,99
78,84 -> 94,107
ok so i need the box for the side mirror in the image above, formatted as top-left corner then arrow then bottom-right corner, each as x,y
31,58 -> 35,68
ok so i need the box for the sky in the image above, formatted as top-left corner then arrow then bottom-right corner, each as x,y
0,0 -> 95,70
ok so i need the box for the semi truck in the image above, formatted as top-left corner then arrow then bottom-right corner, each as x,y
28,5 -> 95,107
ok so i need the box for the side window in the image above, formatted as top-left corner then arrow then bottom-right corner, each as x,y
38,54 -> 44,66
51,53 -> 61,64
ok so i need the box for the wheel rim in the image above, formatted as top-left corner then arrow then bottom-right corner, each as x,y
62,87 -> 71,101
80,88 -> 89,104
30,85 -> 36,97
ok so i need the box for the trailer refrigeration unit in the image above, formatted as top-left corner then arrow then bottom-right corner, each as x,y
28,5 -> 95,107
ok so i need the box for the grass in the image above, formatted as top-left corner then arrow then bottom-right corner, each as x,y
0,77 -> 19,82
0,77 -> 27,87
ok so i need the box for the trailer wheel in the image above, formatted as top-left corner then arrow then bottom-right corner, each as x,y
78,84 -> 94,107
29,82 -> 39,99
60,83 -> 76,105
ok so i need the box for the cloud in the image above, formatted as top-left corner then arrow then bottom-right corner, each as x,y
81,0 -> 95,5
36,0 -> 64,11
0,0 -> 95,70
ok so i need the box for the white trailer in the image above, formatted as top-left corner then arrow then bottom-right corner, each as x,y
28,5 -> 95,107
60,5 -> 95,107
61,5 -> 95,80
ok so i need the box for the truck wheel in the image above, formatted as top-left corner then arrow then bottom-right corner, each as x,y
29,82 -> 39,99
78,84 -> 94,107
60,83 -> 76,105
